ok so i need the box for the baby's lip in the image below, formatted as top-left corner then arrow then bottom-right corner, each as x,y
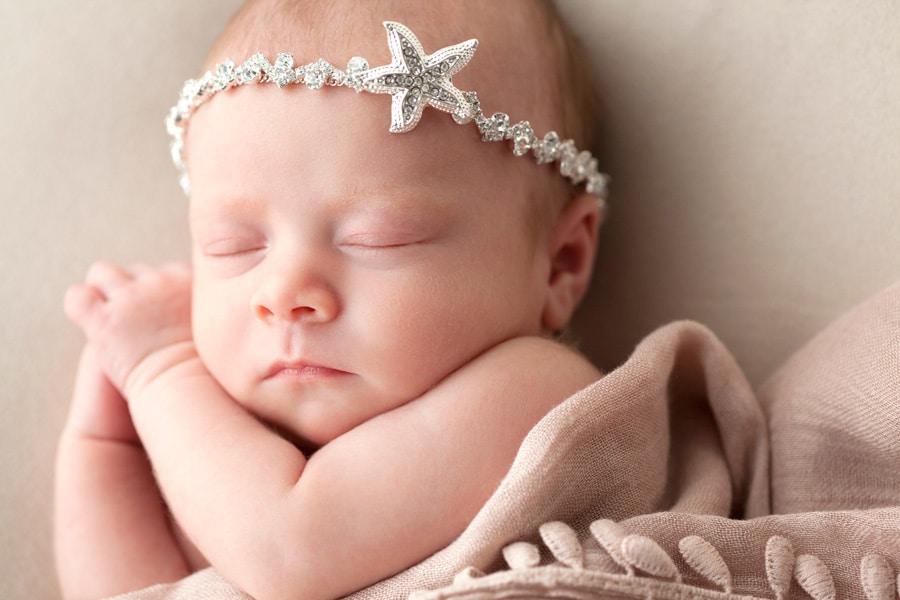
264,360 -> 350,380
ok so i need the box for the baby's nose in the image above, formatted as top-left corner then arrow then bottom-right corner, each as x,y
251,272 -> 340,324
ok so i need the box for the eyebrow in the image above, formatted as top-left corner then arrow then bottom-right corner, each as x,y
188,192 -> 267,222
326,181 -> 458,216
189,185 -> 455,226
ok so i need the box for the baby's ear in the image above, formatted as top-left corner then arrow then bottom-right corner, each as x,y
541,193 -> 601,331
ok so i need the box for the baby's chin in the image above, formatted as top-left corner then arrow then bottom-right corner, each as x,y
207,355 -> 435,448
227,390 -> 340,453
224,385 -> 379,450
261,420 -> 320,456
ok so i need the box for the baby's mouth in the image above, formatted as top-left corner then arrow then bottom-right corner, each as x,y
264,360 -> 350,381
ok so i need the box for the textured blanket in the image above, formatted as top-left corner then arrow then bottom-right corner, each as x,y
112,283 -> 900,600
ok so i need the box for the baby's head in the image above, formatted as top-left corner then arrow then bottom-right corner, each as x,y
177,0 -> 604,446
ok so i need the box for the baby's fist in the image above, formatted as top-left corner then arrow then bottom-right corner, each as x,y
65,262 -> 194,396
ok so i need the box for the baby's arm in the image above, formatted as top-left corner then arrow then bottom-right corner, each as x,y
55,344 -> 191,599
68,262 -> 600,600
128,338 -> 596,600
57,263 -> 211,599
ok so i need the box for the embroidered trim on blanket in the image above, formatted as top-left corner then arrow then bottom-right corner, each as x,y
410,520 -> 900,600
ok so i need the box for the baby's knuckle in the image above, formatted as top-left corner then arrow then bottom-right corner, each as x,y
85,261 -> 110,280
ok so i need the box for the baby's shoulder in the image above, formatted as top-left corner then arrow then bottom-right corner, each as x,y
423,336 -> 602,419
473,335 -> 601,393
478,336 -> 600,374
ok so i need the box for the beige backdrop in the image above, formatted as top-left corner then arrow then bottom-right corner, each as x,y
1,1 -> 897,599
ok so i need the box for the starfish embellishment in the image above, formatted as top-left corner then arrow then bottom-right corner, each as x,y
362,21 -> 478,133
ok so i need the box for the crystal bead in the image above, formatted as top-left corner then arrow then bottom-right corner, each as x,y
199,76 -> 215,100
452,105 -> 474,124
345,56 -> 369,91
238,53 -> 268,84
451,92 -> 476,125
179,78 -> 203,111
177,82 -> 192,107
329,68 -> 345,86
169,138 -> 184,170
511,121 -> 535,157
558,140 -> 578,177
347,56 -> 369,76
304,58 -> 332,90
465,92 -> 482,113
534,131 -> 560,164
165,109 -> 180,137
214,60 -> 236,91
239,64 -> 259,84
481,112 -> 510,142
407,54 -> 423,75
270,53 -> 296,88
586,173 -> 609,197
178,173 -> 191,196
572,151 -> 597,184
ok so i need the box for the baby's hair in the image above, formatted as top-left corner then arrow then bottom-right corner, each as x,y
532,0 -> 599,156
526,0 -> 601,215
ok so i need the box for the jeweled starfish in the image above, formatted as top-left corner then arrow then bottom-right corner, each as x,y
363,21 -> 478,133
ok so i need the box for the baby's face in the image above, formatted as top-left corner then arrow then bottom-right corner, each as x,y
186,81 -> 552,446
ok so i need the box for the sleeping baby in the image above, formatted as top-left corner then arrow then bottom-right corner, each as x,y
55,1 -> 608,598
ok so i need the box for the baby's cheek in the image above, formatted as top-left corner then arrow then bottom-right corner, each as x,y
192,288 -> 257,399
380,292 -> 476,390
193,320 -> 245,401
192,292 -> 231,370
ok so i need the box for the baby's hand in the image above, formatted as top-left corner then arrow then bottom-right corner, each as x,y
65,262 -> 194,398
63,344 -> 140,443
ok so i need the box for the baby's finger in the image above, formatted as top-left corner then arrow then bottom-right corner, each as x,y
127,263 -> 156,279
160,261 -> 192,276
85,261 -> 133,294
63,284 -> 106,328
69,344 -> 138,442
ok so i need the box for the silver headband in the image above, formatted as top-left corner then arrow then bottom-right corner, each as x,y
166,21 -> 609,201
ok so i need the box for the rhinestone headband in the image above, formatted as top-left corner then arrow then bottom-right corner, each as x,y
166,21 -> 609,201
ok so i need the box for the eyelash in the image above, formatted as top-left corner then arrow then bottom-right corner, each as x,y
202,240 -> 267,258
339,234 -> 421,250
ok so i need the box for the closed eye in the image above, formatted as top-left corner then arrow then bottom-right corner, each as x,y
202,238 -> 268,257
339,233 -> 424,249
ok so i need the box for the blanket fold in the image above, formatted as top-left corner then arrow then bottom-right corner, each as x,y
111,283 -> 900,600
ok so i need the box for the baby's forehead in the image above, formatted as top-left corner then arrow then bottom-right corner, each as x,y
184,81 -> 533,210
